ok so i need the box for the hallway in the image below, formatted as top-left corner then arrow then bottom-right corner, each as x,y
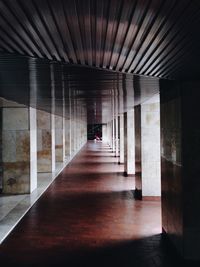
0,142 -> 171,266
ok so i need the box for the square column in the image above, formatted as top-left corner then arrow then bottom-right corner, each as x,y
108,122 -> 112,148
124,109 -> 135,176
134,105 -> 142,197
102,124 -> 107,143
37,110 -> 55,173
119,114 -> 124,164
115,116 -> 119,157
70,112 -> 75,155
65,116 -> 71,159
141,95 -> 161,198
55,115 -> 65,162
112,119 -> 115,152
2,106 -> 37,194
65,87 -> 72,159
71,98 -> 76,155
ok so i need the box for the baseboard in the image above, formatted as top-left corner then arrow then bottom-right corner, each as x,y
142,196 -> 161,201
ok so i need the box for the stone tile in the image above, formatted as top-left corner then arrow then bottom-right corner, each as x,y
16,130 -> 30,162
37,110 -> 51,129
55,115 -> 63,128
2,131 -> 16,162
42,130 -> 51,149
3,108 -> 29,130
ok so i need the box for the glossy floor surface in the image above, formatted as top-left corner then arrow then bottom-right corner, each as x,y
0,142 -> 193,267
0,159 -> 73,244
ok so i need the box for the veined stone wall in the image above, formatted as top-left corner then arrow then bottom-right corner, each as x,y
2,105 -> 37,194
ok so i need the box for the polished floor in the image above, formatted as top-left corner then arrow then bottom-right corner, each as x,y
0,142 -> 194,266
0,158 -> 73,244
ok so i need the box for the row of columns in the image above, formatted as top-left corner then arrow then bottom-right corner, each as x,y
103,94 -> 161,198
0,97 -> 87,195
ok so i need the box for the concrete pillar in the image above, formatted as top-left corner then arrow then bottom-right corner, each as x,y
65,85 -> 72,159
70,104 -> 75,156
2,106 -> 37,194
107,122 -> 112,148
77,104 -> 81,150
51,114 -> 56,171
124,109 -> 135,176
65,115 -> 71,159
82,105 -> 87,145
102,124 -> 107,143
134,105 -> 142,197
115,116 -> 119,157
37,110 -> 55,172
71,97 -> 77,154
119,114 -> 124,164
141,95 -> 161,197
112,119 -> 115,152
80,105 -> 84,146
55,115 -> 65,162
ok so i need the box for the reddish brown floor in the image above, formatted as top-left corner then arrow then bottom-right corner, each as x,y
0,142 -> 194,266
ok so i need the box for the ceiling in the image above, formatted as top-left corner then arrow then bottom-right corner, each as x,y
0,0 -> 199,79
0,0 -> 199,122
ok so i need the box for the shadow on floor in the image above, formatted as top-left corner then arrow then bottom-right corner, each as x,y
1,234 -> 199,267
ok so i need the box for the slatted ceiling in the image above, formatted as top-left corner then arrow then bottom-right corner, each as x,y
0,0 -> 200,123
139,1 -> 200,78
129,0 -> 175,74
0,0 -> 199,80
2,0 -> 43,58
141,1 -> 187,75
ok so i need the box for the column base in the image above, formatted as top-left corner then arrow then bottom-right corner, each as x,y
123,171 -> 135,177
142,196 -> 161,201
134,188 -> 142,200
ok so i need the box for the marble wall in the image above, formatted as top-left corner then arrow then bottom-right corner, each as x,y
30,108 -> 37,192
65,117 -> 71,159
102,125 -> 107,142
112,118 -> 115,152
141,95 -> 161,197
37,110 -> 55,173
115,116 -> 119,157
124,109 -> 135,176
55,115 -> 65,162
109,121 -> 112,148
119,114 -> 124,164
2,106 -> 37,194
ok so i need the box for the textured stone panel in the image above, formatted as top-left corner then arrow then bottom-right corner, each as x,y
141,95 -> 161,197
37,109 -> 54,173
16,131 -> 30,162
2,131 -> 16,162
3,162 -> 30,194
3,108 -> 29,130
37,110 -> 51,129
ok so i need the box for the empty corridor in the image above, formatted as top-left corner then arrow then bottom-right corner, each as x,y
0,141 -> 182,267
